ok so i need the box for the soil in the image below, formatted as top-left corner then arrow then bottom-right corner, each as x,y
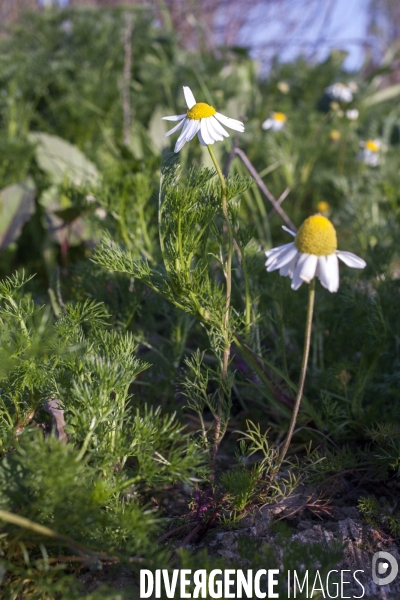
79,484 -> 400,599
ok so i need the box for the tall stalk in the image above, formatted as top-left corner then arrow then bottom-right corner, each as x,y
207,144 -> 233,382
277,279 -> 315,469
207,144 -> 234,470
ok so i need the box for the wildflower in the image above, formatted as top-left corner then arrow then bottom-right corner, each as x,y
359,139 -> 380,167
330,129 -> 341,142
324,82 -> 353,103
162,86 -> 244,153
346,108 -> 359,120
265,215 -> 366,292
316,201 -> 330,214
262,112 -> 287,131
95,208 -> 107,220
277,81 -> 290,94
348,81 -> 359,93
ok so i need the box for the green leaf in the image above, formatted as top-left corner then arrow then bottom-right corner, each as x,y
363,83 -> 400,107
0,179 -> 35,250
28,132 -> 100,186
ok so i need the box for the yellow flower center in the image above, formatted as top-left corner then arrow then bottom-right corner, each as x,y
273,112 -> 287,122
187,102 -> 216,120
365,140 -> 379,152
295,215 -> 337,256
330,129 -> 341,141
316,200 -> 330,213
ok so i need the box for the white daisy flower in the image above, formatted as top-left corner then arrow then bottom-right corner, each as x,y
162,86 -> 244,153
324,82 -> 353,103
265,215 -> 366,293
359,139 -> 380,167
262,111 -> 287,131
346,108 -> 359,120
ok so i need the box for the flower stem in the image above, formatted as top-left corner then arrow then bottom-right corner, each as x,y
276,278 -> 315,469
207,144 -> 233,381
207,144 -> 234,475
242,249 -> 252,344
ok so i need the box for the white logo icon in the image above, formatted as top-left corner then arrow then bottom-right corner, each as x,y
372,552 -> 398,585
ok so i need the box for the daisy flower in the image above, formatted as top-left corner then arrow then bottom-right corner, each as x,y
277,81 -> 290,94
346,108 -> 359,120
162,86 -> 244,153
262,111 -> 287,131
316,200 -> 330,215
359,139 -> 380,167
265,215 -> 366,292
329,129 -> 341,142
324,82 -> 353,103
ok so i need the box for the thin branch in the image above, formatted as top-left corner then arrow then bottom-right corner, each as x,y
233,147 -> 297,232
268,187 -> 291,219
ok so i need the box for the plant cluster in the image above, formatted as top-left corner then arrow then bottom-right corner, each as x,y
0,5 -> 400,599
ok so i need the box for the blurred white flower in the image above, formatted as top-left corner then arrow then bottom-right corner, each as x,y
325,82 -> 353,103
265,215 -> 366,293
346,109 -> 359,120
359,139 -> 381,167
162,86 -> 244,153
277,81 -> 290,94
61,19 -> 73,35
95,208 -> 107,220
262,111 -> 287,131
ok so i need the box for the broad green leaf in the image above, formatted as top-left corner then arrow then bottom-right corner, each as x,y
148,107 -> 169,153
363,83 -> 400,107
28,132 -> 100,186
0,179 -> 35,251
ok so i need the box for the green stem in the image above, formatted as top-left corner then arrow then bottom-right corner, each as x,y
8,296 -> 29,339
277,279 -> 315,469
207,144 -> 234,474
207,144 -> 233,381
241,246 -> 252,345
177,209 -> 185,271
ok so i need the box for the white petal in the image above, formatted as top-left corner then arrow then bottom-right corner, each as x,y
271,120 -> 285,131
325,254 -> 339,292
291,253 -> 315,290
162,114 -> 186,121
206,117 -> 224,141
205,117 -> 221,142
298,254 -> 318,283
187,119 -> 201,141
282,226 -> 296,237
200,119 -> 214,145
164,119 -> 186,138
291,257 -> 306,290
265,241 -> 295,259
183,86 -> 196,109
181,118 -> 199,143
316,256 -> 330,290
280,255 -> 297,277
266,244 -> 298,272
262,119 -> 273,130
174,136 -> 187,153
265,247 -> 288,268
174,123 -> 193,152
197,129 -> 207,146
337,250 -> 366,269
214,112 -> 244,132
210,116 -> 229,138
